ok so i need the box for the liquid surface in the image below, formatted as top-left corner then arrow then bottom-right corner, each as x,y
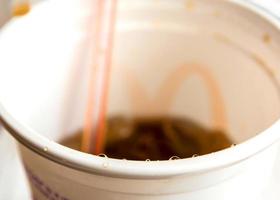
61,117 -> 233,160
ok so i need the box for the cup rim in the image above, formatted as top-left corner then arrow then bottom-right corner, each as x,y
1,0 -> 280,178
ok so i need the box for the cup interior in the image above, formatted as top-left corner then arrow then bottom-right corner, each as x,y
0,0 -> 280,151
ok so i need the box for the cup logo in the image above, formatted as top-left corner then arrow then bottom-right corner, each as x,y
124,63 -> 227,131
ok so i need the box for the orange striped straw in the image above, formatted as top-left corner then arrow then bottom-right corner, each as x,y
82,0 -> 118,154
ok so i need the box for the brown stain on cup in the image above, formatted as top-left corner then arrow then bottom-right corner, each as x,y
262,33 -> 271,44
213,10 -> 222,17
251,53 -> 276,78
213,33 -> 232,44
185,0 -> 195,12
12,2 -> 30,16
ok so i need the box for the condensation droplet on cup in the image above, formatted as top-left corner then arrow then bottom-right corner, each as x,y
102,162 -> 109,169
43,147 -> 48,152
98,153 -> 108,158
169,156 -> 180,160
192,154 -> 198,158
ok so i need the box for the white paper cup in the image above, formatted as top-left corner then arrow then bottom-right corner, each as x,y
0,5 -> 31,199
1,0 -> 280,199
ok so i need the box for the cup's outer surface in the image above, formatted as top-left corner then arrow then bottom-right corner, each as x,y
20,142 -> 279,200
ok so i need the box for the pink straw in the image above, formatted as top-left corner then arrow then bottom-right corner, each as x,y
82,0 -> 118,154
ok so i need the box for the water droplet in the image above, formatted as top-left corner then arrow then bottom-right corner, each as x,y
43,147 -> 48,152
98,154 -> 108,158
169,156 -> 180,160
145,159 -> 151,162
192,154 -> 198,158
102,162 -> 109,168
